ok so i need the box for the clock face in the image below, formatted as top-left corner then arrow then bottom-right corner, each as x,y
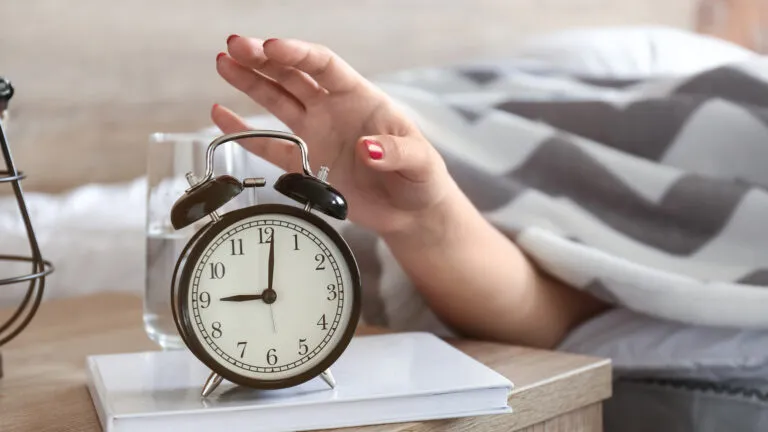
175,205 -> 360,387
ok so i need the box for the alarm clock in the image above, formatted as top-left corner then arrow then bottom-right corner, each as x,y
169,130 -> 361,398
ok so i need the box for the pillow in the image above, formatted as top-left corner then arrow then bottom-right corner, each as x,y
514,25 -> 756,79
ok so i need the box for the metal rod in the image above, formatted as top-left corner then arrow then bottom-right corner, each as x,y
0,117 -> 52,347
201,130 -> 313,186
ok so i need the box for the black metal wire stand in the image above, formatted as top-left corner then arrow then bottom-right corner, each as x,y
0,112 -> 54,378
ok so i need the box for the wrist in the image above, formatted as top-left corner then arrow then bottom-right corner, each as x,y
381,179 -> 480,252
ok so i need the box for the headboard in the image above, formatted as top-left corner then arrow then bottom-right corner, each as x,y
1,0 -> 697,193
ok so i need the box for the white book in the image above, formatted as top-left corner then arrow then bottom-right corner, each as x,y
86,332 -> 513,432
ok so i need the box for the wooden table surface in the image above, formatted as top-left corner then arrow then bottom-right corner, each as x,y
0,293 -> 611,431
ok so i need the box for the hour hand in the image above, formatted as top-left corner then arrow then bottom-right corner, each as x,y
219,294 -> 263,302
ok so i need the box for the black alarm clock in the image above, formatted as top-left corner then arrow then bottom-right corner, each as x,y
169,130 -> 361,397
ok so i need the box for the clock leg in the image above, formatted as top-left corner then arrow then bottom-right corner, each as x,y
201,371 -> 223,398
320,368 -> 336,389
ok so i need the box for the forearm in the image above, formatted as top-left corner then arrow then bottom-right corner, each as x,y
382,182 -> 607,349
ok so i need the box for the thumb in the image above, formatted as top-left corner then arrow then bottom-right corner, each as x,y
356,134 -> 435,182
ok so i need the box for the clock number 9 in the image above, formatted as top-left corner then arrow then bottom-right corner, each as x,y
326,284 -> 337,301
266,348 -> 278,365
199,292 -> 211,308
211,321 -> 222,339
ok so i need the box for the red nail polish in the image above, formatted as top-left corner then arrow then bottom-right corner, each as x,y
212,103 -> 220,110
226,34 -> 239,44
216,52 -> 226,61
364,139 -> 383,160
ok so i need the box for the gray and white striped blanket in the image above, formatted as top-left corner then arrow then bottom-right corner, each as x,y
239,58 -> 768,335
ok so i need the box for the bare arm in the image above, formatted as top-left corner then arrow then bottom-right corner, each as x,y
382,181 -> 608,349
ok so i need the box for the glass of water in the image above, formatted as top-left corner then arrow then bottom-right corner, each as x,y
144,132 -> 259,349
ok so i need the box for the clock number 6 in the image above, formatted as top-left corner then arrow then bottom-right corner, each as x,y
266,348 -> 278,365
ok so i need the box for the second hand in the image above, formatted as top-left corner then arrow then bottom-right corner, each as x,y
269,304 -> 276,333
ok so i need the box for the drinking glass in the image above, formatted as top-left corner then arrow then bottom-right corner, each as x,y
144,132 -> 259,349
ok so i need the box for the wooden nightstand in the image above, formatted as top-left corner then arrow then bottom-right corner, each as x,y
0,294 -> 611,431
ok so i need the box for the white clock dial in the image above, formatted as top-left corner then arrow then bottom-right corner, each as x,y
185,212 -> 355,381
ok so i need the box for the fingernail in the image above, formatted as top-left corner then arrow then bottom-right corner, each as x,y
264,38 -> 279,45
226,34 -> 239,44
212,103 -> 220,110
364,139 -> 383,160
216,52 -> 226,61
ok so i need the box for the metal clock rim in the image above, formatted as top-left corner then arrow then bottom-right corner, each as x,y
172,203 -> 362,390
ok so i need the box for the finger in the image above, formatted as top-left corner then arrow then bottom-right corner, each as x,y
356,134 -> 436,183
211,104 -> 301,172
216,52 -> 305,128
262,38 -> 361,93
227,36 -> 325,103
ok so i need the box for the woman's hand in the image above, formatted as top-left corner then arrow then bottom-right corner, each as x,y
213,36 -> 455,236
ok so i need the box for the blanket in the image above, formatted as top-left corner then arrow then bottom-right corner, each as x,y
323,57 -> 768,334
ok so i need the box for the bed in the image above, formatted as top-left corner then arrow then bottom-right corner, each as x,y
3,3 -> 765,430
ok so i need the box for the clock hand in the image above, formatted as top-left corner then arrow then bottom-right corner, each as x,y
267,235 -> 277,333
267,232 -> 275,293
220,294 -> 264,302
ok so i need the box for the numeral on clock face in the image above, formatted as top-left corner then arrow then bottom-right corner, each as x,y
209,262 -> 225,279
266,348 -> 278,365
258,227 -> 274,244
315,253 -> 326,270
199,292 -> 211,308
211,321 -> 222,338
230,238 -> 244,255
317,314 -> 328,331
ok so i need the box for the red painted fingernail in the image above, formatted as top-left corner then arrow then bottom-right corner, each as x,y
364,139 -> 383,160
226,34 -> 239,44
212,103 -> 220,110
216,52 -> 226,61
